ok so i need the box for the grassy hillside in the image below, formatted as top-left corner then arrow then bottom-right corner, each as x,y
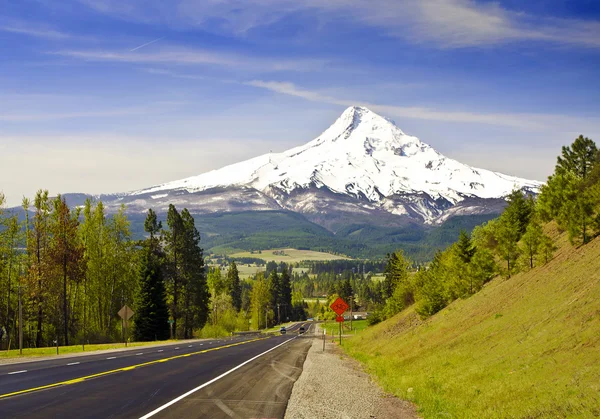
345,226 -> 600,418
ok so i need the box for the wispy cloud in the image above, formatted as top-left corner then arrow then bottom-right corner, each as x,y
52,47 -> 327,72
246,79 -> 600,132
75,0 -> 600,48
0,22 -> 70,40
0,99 -> 185,122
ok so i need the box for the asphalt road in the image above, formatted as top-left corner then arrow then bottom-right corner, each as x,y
0,322 -> 313,418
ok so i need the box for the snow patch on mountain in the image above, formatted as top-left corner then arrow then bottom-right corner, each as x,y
132,106 -> 542,214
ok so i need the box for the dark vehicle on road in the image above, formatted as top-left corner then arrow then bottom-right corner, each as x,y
279,326 -> 286,335
299,326 -> 305,334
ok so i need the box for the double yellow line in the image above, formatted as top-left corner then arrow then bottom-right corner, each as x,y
0,337 -> 268,400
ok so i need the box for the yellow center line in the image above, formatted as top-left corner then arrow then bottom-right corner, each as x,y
0,337 -> 269,400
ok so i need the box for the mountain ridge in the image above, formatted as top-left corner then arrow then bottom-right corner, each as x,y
91,106 -> 541,226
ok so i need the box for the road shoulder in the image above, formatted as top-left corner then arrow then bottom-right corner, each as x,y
285,326 -> 418,419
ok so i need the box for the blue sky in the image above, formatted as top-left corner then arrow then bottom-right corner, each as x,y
1,0 -> 600,205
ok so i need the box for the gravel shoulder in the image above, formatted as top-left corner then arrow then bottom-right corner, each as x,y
285,325 -> 418,419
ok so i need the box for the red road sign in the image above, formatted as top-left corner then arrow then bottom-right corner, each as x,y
336,315 -> 344,323
330,297 -> 349,315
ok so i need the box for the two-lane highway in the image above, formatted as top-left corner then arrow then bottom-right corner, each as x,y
0,322 -> 313,418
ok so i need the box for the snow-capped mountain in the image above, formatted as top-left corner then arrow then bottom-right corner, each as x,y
108,106 -> 540,227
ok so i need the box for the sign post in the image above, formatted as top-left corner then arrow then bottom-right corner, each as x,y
168,320 -> 175,339
330,297 -> 349,346
118,305 -> 134,346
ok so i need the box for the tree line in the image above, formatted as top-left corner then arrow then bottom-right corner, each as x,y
0,194 -> 248,347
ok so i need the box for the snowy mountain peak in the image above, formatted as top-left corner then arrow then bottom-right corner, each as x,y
131,106 -> 542,222
313,106 -> 412,151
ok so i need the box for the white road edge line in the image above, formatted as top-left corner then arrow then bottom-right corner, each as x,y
67,362 -> 80,366
138,337 -> 297,419
8,370 -> 27,375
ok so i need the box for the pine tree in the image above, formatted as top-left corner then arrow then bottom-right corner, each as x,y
519,220 -> 543,270
133,245 -> 169,341
225,261 -> 242,312
279,264 -> 292,321
180,209 -> 208,337
456,230 -> 475,264
383,251 -> 410,299
134,210 -> 169,341
267,270 -> 281,324
538,234 -> 557,264
556,135 -> 598,180
164,205 -> 184,337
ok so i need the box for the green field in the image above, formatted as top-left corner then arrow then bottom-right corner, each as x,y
235,263 -> 264,279
230,248 -> 351,263
321,319 -> 369,335
342,226 -> 600,418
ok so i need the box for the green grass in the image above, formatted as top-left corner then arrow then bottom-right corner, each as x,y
321,319 -> 368,335
0,340 -> 181,359
230,248 -> 351,263
342,226 -> 600,418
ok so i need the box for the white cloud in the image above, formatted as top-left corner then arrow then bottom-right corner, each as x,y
246,79 -> 600,133
75,0 -> 600,48
0,22 -> 70,39
0,97 -> 185,122
52,47 -> 326,72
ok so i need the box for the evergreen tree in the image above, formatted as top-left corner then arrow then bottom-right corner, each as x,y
225,261 -> 242,312
503,189 -> 534,237
134,210 -> 169,341
265,261 -> 278,278
180,209 -> 209,337
456,230 -> 475,264
144,209 -> 162,243
518,219 -> 543,270
164,205 -> 184,337
279,264 -> 292,321
538,234 -> 557,264
383,251 -> 410,299
339,278 -> 356,311
133,245 -> 169,341
267,270 -> 281,323
556,135 -> 598,180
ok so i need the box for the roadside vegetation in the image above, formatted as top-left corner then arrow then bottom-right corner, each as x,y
0,199 -> 308,354
336,135 -> 600,417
